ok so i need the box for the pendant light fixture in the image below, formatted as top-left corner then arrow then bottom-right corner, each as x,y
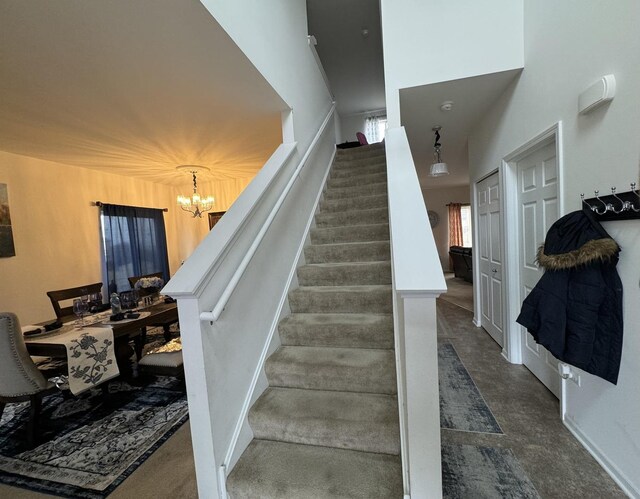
176,165 -> 215,218
429,126 -> 449,177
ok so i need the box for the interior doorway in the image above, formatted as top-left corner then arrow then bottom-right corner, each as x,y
475,172 -> 504,348
503,124 -> 564,399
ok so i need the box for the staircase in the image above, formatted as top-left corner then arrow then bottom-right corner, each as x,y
227,143 -> 403,498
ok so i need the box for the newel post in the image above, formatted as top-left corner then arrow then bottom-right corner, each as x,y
401,292 -> 442,499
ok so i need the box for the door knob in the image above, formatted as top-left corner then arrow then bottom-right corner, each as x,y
492,269 -> 497,273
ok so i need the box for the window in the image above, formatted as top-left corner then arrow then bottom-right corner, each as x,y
365,115 -> 388,143
461,205 -> 472,247
100,204 -> 170,294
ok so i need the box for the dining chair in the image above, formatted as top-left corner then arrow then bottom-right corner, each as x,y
46,282 -> 104,320
0,312 -> 61,447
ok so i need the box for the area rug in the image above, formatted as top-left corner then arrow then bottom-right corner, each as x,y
442,443 -> 540,498
0,375 -> 188,498
438,342 -> 503,434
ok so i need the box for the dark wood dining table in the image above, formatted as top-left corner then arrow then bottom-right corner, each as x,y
26,302 -> 178,377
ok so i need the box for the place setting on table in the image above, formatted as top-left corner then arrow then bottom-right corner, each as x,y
22,288 -> 176,395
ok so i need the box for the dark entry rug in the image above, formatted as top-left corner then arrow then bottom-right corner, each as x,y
442,443 -> 540,498
0,376 -> 188,498
438,342 -> 503,434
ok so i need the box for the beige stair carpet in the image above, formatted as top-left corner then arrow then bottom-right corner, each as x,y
228,143 -> 403,498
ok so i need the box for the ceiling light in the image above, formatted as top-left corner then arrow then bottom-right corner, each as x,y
176,165 -> 214,218
429,126 -> 450,177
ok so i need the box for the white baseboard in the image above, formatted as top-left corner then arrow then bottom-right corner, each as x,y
564,416 -> 638,498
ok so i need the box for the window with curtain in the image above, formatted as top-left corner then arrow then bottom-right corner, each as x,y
448,203 -> 473,248
365,115 -> 388,143
100,204 -> 170,295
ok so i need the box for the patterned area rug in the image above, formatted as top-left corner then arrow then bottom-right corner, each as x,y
0,374 -> 187,498
439,342 -> 503,434
442,443 -> 541,498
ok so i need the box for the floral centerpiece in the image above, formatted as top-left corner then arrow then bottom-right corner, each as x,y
134,276 -> 164,301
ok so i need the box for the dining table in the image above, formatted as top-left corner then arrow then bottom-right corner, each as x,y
25,301 -> 178,390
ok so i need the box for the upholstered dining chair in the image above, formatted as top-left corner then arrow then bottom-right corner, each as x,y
47,282 -> 104,321
0,312 -> 60,447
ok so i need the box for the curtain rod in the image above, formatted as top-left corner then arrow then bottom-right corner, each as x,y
93,201 -> 168,212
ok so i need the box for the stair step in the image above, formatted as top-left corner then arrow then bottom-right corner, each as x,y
289,285 -> 392,314
310,223 -> 389,245
324,181 -> 387,199
320,193 -> 388,213
249,387 -> 400,455
333,158 -> 386,171
265,346 -> 397,394
297,261 -> 391,286
336,143 -> 385,158
327,171 -> 387,189
226,440 -> 403,499
330,162 -> 386,178
279,313 -> 394,349
304,240 -> 390,263
315,207 -> 388,228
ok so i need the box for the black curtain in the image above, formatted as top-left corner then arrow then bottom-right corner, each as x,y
101,204 -> 170,294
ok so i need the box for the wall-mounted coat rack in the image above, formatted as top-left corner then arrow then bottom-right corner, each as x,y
581,183 -> 640,221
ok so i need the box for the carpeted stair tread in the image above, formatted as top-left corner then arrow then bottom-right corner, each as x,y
330,162 -> 386,178
304,240 -> 391,263
289,285 -> 392,314
279,313 -> 393,349
249,387 -> 400,455
297,261 -> 391,286
323,181 -> 387,199
327,171 -> 387,188
310,223 -> 389,244
315,207 -> 389,228
265,346 -> 397,394
226,439 -> 403,499
229,141 -> 401,496
320,193 -> 388,213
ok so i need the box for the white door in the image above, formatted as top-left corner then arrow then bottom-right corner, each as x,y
477,173 -> 504,347
517,142 -> 561,398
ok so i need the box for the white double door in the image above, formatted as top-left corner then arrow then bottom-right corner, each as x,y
477,173 -> 504,347
517,142 -> 561,398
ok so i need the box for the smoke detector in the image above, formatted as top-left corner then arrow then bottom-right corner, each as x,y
440,100 -> 454,112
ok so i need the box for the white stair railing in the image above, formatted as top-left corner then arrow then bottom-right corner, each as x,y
386,126 -> 447,499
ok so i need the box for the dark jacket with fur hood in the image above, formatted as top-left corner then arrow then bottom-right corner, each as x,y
516,209 -> 623,384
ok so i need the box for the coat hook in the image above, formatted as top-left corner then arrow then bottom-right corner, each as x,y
629,182 -> 640,213
592,190 -> 609,215
610,187 -> 627,214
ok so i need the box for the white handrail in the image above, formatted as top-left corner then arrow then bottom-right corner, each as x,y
308,35 -> 333,99
200,104 -> 336,323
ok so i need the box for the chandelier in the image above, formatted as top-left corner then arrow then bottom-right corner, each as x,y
176,165 -> 215,218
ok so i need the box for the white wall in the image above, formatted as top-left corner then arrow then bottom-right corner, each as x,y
340,113 -> 367,143
200,0 -> 333,151
0,151 -> 181,324
468,1 -> 640,495
380,0 -> 524,127
422,186 -> 470,271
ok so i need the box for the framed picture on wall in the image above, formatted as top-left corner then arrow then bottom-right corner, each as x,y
0,183 -> 16,257
208,211 -> 226,230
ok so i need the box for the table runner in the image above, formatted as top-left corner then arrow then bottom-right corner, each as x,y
27,326 -> 119,395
